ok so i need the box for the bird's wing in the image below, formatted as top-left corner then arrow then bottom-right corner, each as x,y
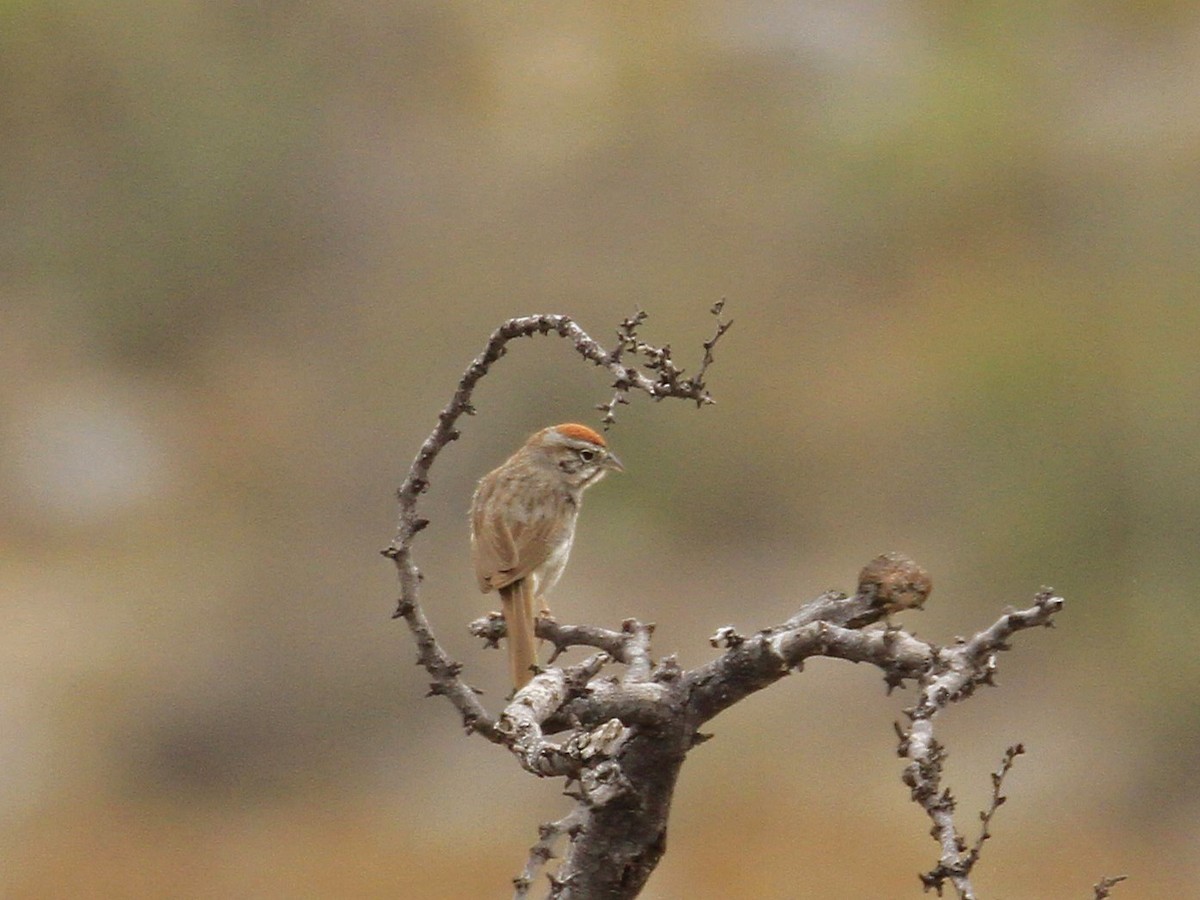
471,475 -> 515,592
471,475 -> 562,592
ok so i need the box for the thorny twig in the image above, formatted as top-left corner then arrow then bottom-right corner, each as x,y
1092,874 -> 1128,898
596,302 -> 732,426
964,744 -> 1025,871
513,809 -> 585,899
902,589 -> 1064,899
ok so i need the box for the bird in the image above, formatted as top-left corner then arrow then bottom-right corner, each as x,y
470,423 -> 623,689
857,552 -> 932,615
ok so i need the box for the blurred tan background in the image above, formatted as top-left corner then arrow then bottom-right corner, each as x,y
3,2 -> 1198,897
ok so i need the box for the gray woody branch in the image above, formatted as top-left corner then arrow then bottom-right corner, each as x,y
903,590 -> 1061,898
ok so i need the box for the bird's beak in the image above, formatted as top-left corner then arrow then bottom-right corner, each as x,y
604,453 -> 625,473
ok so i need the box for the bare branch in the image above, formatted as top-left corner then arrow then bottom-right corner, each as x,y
468,611 -> 508,650
513,809 -> 585,899
543,679 -> 675,735
686,559 -> 937,723
694,299 -> 733,395
539,618 -> 641,665
964,744 -> 1025,871
469,613 -> 641,665
396,594 -> 501,743
620,618 -> 655,682
902,590 -> 1065,898
596,304 -> 732,425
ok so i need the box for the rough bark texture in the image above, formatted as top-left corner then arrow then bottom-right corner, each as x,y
554,723 -> 686,898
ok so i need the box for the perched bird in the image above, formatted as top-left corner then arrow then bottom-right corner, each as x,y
858,552 -> 932,614
470,424 -> 623,689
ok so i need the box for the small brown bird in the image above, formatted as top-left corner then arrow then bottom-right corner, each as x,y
857,552 -> 932,614
470,424 -> 623,689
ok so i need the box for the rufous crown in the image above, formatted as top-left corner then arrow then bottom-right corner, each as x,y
553,423 -> 607,445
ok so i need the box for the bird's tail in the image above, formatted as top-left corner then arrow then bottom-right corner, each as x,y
500,579 -> 537,689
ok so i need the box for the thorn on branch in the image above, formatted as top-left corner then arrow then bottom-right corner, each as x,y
653,655 -> 683,683
965,743 -> 1025,870
883,666 -> 909,694
1093,874 -> 1128,898
469,612 -> 507,648
622,618 -> 654,634
918,868 -> 947,894
709,626 -> 745,648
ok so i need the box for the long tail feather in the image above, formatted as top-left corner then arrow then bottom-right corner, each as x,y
500,579 -> 537,689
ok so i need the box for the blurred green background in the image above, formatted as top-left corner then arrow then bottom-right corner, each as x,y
3,2 -> 1197,897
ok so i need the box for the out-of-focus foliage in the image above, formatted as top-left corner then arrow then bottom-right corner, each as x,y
3,2 -> 1198,896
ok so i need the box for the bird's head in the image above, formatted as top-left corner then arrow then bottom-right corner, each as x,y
530,423 -> 624,489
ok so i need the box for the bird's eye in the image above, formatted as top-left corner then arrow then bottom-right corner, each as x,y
578,448 -> 596,463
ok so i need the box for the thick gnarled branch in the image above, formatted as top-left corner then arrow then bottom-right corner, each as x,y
498,653 -> 629,778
